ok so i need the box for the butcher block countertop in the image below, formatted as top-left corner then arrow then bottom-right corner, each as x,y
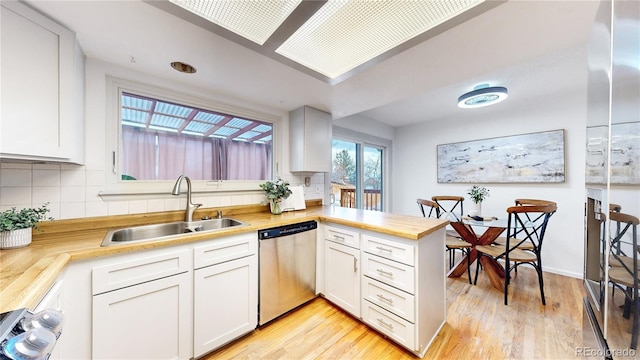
0,203 -> 447,313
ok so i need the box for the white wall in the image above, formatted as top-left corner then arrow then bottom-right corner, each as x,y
393,85 -> 588,278
0,58 -> 324,219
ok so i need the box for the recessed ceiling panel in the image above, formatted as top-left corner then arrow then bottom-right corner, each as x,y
276,0 -> 485,79
169,0 -> 302,45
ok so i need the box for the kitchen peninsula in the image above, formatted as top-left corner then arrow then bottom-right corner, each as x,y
0,204 -> 447,359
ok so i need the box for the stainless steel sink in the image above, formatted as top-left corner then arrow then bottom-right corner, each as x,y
101,218 -> 247,246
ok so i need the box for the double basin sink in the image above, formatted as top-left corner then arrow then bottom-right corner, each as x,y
101,218 -> 247,247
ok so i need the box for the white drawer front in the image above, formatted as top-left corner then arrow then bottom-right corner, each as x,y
325,226 -> 360,249
362,253 -> 415,294
92,249 -> 191,295
361,301 -> 415,351
362,277 -> 415,322
194,233 -> 257,269
362,234 -> 415,266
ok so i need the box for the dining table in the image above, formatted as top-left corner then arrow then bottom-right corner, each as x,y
447,217 -> 512,290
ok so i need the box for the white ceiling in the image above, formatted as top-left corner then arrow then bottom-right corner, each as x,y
25,0 -> 599,128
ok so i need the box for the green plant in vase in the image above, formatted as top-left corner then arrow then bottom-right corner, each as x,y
0,203 -> 53,249
259,178 -> 292,215
467,185 -> 489,217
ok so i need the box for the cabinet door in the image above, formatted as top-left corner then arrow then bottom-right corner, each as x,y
193,255 -> 258,357
93,273 -> 192,360
0,2 -> 78,161
289,106 -> 332,173
324,240 -> 361,317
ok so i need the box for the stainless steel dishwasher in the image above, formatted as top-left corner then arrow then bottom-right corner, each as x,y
258,220 -> 317,325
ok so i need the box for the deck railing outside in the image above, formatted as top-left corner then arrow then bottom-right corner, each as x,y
339,188 -> 381,211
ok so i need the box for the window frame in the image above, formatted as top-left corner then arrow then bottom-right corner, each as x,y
102,76 -> 280,198
331,126 -> 392,212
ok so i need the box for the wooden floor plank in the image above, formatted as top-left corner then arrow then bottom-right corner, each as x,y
203,267 -> 586,359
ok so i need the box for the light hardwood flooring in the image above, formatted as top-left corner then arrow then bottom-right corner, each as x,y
203,266 -> 592,360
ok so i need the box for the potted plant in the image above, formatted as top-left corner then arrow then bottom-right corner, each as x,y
0,203 -> 53,249
467,185 -> 489,217
259,178 -> 293,215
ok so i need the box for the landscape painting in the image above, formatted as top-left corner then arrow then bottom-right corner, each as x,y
437,129 -> 565,183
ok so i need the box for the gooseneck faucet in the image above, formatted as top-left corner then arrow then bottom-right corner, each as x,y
171,175 -> 202,222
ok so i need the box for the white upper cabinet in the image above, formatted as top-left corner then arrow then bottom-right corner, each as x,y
0,1 -> 84,163
289,106 -> 332,173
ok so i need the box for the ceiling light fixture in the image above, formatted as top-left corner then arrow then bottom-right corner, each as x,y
457,84 -> 508,108
171,61 -> 197,74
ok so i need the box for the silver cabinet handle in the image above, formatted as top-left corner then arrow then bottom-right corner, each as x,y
376,294 -> 394,303
376,268 -> 393,277
377,318 -> 394,329
333,234 -> 345,241
354,257 -> 358,272
376,246 -> 392,253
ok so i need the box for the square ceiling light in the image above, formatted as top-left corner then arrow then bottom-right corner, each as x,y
276,0 -> 485,79
169,0 -> 302,45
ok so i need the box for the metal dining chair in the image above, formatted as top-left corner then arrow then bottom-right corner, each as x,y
474,201 -> 557,305
417,198 -> 472,283
608,211 -> 640,349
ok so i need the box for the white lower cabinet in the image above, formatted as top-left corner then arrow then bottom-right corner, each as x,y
92,272 -> 192,360
361,301 -> 415,350
324,234 -> 361,317
321,223 -> 446,358
194,255 -> 257,357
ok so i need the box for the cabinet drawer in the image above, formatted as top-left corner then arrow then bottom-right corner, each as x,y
361,301 -> 415,351
194,233 -> 257,269
325,225 -> 360,249
92,249 -> 190,295
362,277 -> 415,322
362,253 -> 415,294
362,234 -> 415,266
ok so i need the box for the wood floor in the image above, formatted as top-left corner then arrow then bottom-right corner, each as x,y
203,266 -> 589,360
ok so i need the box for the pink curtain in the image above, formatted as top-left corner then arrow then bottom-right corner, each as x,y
121,127 -> 156,180
121,126 -> 272,181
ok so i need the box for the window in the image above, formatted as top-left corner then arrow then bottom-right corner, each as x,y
120,92 -> 272,181
331,127 -> 389,212
104,77 -> 279,196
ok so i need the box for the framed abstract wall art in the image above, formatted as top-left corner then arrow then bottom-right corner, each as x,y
437,129 -> 565,183
586,122 -> 640,185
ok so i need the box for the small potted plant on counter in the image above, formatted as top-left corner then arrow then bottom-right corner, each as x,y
467,185 -> 489,217
259,178 -> 293,215
0,203 -> 53,249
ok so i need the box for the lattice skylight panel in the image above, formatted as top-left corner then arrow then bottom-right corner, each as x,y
169,0 -> 302,45
276,0 -> 484,79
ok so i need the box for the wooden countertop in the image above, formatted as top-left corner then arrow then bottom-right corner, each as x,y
0,204 -> 446,313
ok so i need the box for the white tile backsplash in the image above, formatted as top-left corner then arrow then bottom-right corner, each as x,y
128,200 -> 148,214
108,201 -> 129,216
1,169 -> 31,187
1,163 -> 323,220
85,201 -> 109,217
1,186 -> 32,206
61,169 -> 86,186
32,169 -> 61,187
32,186 -> 61,205
61,186 -> 86,202
60,202 -> 86,219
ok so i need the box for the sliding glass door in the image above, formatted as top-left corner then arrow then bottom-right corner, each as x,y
331,137 -> 385,211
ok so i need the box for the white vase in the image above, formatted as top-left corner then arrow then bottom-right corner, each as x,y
469,202 -> 482,217
0,228 -> 32,249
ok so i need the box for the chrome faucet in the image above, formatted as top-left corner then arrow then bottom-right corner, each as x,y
171,175 -> 202,222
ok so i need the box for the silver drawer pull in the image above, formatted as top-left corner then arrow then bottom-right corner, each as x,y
333,234 -> 345,241
376,268 -> 394,277
377,318 -> 394,329
376,294 -> 394,303
376,246 -> 392,253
